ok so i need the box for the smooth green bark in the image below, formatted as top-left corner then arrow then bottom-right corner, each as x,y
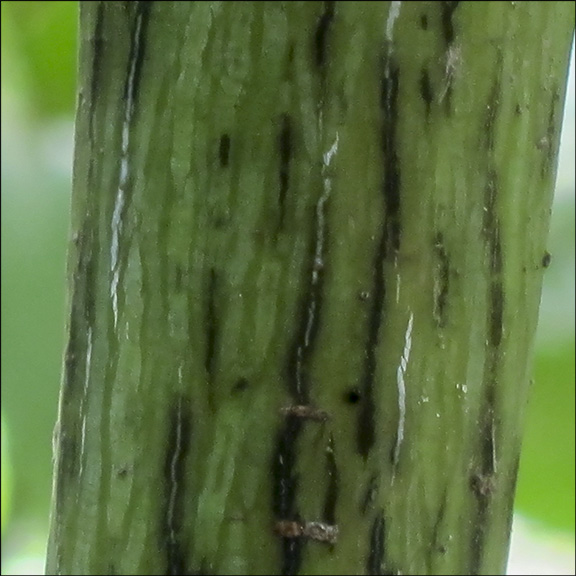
47,2 -> 574,575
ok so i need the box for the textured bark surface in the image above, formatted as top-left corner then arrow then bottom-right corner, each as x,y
46,2 -> 574,575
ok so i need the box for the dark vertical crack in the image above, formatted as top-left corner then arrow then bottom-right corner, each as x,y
88,1 -> 105,138
470,70 -> 503,574
356,227 -> 384,457
419,68 -> 433,119
433,232 -> 450,328
278,115 -> 293,232
541,89 -> 561,178
430,492 -> 448,564
440,1 -> 459,45
272,415 -> 304,575
367,511 -> 395,575
360,474 -> 378,514
381,63 -> 402,255
357,60 -> 401,458
313,1 -> 335,70
218,134 -> 231,167
162,395 -> 193,575
323,434 -> 339,526
204,269 -> 218,381
122,1 -> 152,109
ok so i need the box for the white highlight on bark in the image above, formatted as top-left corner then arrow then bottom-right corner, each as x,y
394,312 -> 413,467
111,11 -> 144,328
386,1 -> 402,45
296,132 -> 339,397
79,326 -> 93,477
313,131 -> 339,288
439,44 -> 461,103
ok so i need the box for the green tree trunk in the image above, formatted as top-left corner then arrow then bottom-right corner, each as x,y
46,2 -> 574,575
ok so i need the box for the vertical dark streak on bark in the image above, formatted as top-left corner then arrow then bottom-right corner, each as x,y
272,415 -> 304,575
368,512 -> 385,575
367,511 -> 395,575
286,223 -> 328,405
430,492 -> 448,565
275,219 -> 329,571
356,229 -> 384,457
542,90 -> 560,178
419,68 -> 433,119
54,413 -> 79,519
488,233 -> 503,348
323,434 -> 339,525
471,71 -> 503,574
361,475 -> 378,514
357,60 -> 400,458
470,384 -> 496,574
55,215 -> 96,516
88,2 -> 105,139
219,134 -> 231,167
314,1 -> 335,70
272,12 -> 336,572
205,269 -> 218,380
440,1 -> 459,45
484,75 -> 504,352
381,63 -> 401,255
278,115 -> 292,231
420,14 -> 429,31
123,1 -> 152,109
433,232 -> 449,328
162,395 -> 193,576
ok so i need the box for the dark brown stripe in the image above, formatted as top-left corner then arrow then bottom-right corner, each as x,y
420,14 -> 429,30
314,1 -> 335,69
323,434 -> 339,525
278,115 -> 293,231
162,396 -> 193,576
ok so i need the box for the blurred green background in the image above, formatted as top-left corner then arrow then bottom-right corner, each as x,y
1,2 -> 574,573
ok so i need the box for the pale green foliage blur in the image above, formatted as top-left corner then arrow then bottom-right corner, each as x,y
0,2 -> 573,572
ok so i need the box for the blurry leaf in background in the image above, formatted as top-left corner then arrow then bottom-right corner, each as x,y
1,1 -> 77,119
1,415 -> 13,534
517,337 -> 576,531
